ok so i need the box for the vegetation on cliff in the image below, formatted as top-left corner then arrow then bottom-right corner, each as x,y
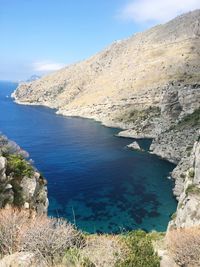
115,106 -> 161,125
6,154 -> 34,178
169,107 -> 200,131
0,135 -> 48,212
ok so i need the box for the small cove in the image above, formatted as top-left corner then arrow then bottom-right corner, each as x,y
0,81 -> 177,233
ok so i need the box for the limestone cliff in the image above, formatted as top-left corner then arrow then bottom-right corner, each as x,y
168,135 -> 200,228
13,10 -> 200,164
0,135 -> 48,213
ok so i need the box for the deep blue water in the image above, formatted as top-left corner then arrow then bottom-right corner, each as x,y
0,81 -> 177,233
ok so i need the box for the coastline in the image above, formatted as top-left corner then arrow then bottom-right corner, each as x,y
11,89 -> 200,265
12,94 -> 176,163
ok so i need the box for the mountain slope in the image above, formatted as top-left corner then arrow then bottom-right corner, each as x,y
13,10 -> 200,163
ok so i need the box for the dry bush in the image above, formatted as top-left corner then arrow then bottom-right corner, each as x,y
0,207 -> 30,255
81,235 -> 124,267
166,227 -> 200,267
21,215 -> 84,265
0,208 -> 84,266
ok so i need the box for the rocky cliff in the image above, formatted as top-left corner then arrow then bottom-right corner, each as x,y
168,135 -> 200,228
13,10 -> 200,165
0,135 -> 48,213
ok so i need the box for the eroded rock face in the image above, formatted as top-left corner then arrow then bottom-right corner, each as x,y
0,135 -> 48,214
150,84 -> 200,163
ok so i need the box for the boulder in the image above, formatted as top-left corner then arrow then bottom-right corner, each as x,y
127,141 -> 141,150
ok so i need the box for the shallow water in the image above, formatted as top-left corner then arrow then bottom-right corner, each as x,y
0,81 -> 177,233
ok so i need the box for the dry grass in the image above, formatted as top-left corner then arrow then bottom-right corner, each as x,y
166,227 -> 200,267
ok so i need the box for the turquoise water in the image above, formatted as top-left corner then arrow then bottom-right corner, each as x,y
0,81 -> 177,233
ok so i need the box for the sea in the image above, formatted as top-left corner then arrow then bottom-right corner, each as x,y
0,81 -> 177,233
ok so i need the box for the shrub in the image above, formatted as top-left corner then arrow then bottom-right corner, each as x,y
63,248 -> 94,267
6,154 -> 34,178
116,230 -> 160,267
82,235 -> 124,267
188,168 -> 195,178
166,227 -> 200,266
0,208 -> 84,266
21,216 -> 84,265
0,208 -> 30,255
177,108 -> 200,129
10,179 -> 24,207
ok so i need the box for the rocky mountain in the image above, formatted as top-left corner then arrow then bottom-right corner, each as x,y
0,135 -> 48,213
13,10 -> 200,165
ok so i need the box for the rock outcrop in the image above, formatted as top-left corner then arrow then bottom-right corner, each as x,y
13,10 -> 200,165
0,135 -> 48,213
127,141 -> 141,150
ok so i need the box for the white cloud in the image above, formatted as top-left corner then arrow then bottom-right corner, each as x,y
33,61 -> 65,72
120,0 -> 200,24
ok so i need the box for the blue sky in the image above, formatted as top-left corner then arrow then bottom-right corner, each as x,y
1,0 -> 200,81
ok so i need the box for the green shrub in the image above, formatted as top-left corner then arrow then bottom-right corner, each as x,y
116,230 -> 160,267
177,108 -> 200,129
10,179 -> 24,207
188,168 -> 195,178
6,154 -> 34,178
63,248 -> 94,267
171,212 -> 177,220
116,107 -> 161,124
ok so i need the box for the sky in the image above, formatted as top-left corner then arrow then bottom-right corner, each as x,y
1,0 -> 200,81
